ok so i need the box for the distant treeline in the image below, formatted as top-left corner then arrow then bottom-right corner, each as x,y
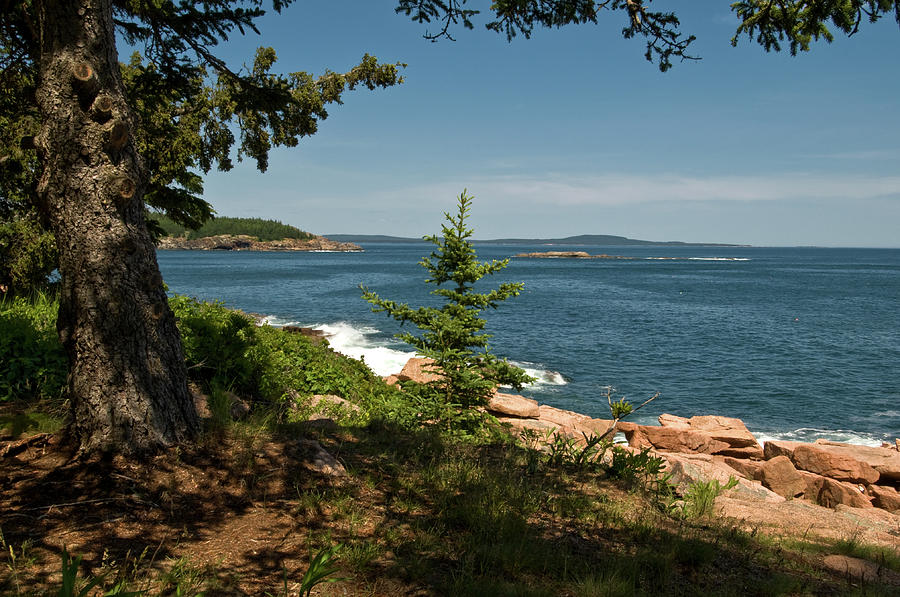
149,214 -> 315,242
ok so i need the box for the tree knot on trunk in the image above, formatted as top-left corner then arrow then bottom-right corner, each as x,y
71,59 -> 99,101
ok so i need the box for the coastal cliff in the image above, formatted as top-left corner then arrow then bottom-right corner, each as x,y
157,234 -> 362,252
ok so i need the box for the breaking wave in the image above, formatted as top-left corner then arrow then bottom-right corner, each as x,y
257,316 -> 569,385
754,427 -> 888,448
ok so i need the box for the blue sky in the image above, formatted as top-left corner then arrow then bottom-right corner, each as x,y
197,1 -> 899,247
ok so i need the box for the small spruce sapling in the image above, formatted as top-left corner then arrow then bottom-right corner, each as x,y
361,190 -> 531,422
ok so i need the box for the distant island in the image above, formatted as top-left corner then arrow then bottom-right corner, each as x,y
325,233 -> 748,247
151,215 -> 362,252
513,251 -> 635,259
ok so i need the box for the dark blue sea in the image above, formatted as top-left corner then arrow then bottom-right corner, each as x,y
158,244 -> 900,446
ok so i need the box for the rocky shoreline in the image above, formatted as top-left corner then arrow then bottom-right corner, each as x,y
157,234 -> 362,252
378,356 -> 900,548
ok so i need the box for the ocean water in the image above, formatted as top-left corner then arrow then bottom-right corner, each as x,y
157,244 -> 900,446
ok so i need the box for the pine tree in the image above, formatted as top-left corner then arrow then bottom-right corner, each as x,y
362,191 -> 531,425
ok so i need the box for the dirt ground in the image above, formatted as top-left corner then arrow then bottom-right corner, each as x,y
1,431 -> 396,595
3,427 -> 900,596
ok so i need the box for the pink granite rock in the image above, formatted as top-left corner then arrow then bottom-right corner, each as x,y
721,456 -> 763,481
397,357 -> 443,384
866,484 -> 900,512
791,444 -> 881,485
658,413 -> 690,428
812,440 -> 900,482
797,470 -> 827,500
622,425 -> 731,455
663,452 -> 784,503
488,393 -> 540,418
756,455 -> 807,499
538,405 -> 614,440
497,417 -> 561,436
816,477 -> 873,509
763,440 -> 802,461
640,414 -> 764,458
682,415 -> 762,449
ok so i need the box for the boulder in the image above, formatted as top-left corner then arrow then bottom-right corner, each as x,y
721,456 -> 763,481
812,440 -> 900,482
756,455 -> 807,499
866,484 -> 900,512
616,421 -> 639,434
488,393 -> 540,419
497,417 -> 560,436
622,425 -> 731,455
679,415 -> 762,449
716,444 -> 767,459
537,405 -> 614,440
716,495 -> 900,550
383,374 -> 400,386
297,439 -> 346,477
763,440 -> 802,461
576,418 -> 616,440
817,477 -> 873,509
797,470 -> 827,500
658,413 -> 690,428
663,452 -> 785,503
791,444 -> 880,484
822,555 -> 900,585
397,357 -> 443,384
624,414 -> 763,458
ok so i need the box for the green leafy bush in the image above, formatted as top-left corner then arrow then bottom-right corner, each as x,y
0,292 -> 66,401
169,295 -> 258,392
679,477 -> 738,519
0,291 -> 409,427
169,295 -> 406,420
0,215 -> 58,293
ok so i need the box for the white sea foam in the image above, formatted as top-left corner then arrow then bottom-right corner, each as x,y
511,362 -> 569,388
256,315 -> 568,383
754,427 -> 888,448
642,257 -> 750,262
313,322 -> 415,377
257,315 -> 303,327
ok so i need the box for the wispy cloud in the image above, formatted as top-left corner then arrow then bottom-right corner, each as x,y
365,172 -> 900,207
796,150 -> 900,161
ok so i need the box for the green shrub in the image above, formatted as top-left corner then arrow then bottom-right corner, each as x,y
169,295 -> 407,422
0,215 -> 58,293
0,290 -> 408,427
0,292 -> 66,401
679,477 -> 738,519
169,295 -> 258,392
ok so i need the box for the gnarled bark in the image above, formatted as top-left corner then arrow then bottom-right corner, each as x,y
33,0 -> 198,453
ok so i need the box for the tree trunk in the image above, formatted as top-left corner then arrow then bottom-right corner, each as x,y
33,0 -> 199,453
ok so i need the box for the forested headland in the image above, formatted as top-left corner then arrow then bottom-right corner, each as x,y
149,214 -> 315,243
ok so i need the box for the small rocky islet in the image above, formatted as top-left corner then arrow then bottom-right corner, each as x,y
513,250 -> 635,259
